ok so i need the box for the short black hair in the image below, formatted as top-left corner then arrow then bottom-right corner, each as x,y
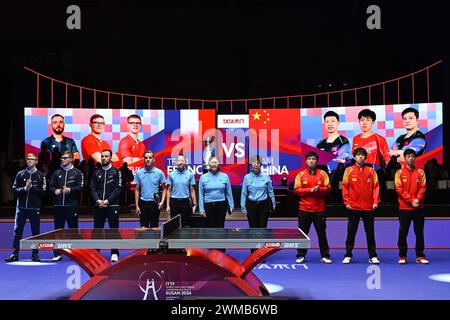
401,107 -> 419,119
51,114 -> 64,121
403,149 -> 416,158
353,147 -> 368,157
143,150 -> 154,158
101,149 -> 113,156
358,109 -> 376,121
90,114 -> 104,123
208,156 -> 220,164
305,151 -> 319,161
323,111 -> 339,121
127,114 -> 141,122
249,155 -> 262,164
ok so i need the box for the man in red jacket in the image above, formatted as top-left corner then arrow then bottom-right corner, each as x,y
81,114 -> 119,165
352,109 -> 390,167
342,147 -> 380,264
294,151 -> 332,264
394,149 -> 429,264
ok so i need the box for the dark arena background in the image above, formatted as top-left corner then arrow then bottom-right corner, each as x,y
0,0 -> 450,312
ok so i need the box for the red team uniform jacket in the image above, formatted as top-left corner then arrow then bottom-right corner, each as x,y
294,168 -> 331,212
342,164 -> 380,211
352,133 -> 390,166
117,134 -> 146,165
81,134 -> 113,162
394,166 -> 426,210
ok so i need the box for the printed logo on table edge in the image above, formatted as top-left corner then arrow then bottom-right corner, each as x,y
264,242 -> 281,248
283,243 -> 301,248
56,243 -> 73,249
38,243 -> 54,249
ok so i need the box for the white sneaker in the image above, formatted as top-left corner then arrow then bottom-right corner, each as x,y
52,255 -> 62,262
321,257 -> 332,264
398,257 -> 407,264
110,254 -> 119,262
342,257 -> 352,264
416,257 -> 430,264
369,257 -> 380,264
295,257 -> 305,264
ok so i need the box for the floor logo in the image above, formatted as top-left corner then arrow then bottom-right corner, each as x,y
138,270 -> 164,300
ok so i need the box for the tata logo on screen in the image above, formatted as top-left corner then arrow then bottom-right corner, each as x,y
218,115 -> 249,128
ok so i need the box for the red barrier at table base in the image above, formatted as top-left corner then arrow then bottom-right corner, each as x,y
59,248 -> 278,300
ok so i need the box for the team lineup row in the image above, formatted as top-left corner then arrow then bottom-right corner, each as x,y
5,145 -> 429,266
38,107 -> 426,168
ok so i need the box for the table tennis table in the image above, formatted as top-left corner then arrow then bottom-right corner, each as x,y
21,215 -> 309,300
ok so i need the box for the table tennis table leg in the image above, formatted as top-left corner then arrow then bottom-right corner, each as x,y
241,248 -> 282,278
56,249 -> 111,277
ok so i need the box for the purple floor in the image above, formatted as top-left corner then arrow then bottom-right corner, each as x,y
1,248 -> 449,300
1,219 -> 450,300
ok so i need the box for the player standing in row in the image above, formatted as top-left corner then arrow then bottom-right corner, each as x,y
134,151 -> 167,228
199,156 -> 234,228
5,153 -> 46,262
352,109 -> 390,167
90,149 -> 122,262
394,149 -> 429,264
49,151 -> 84,261
166,155 -> 197,227
241,156 -> 276,229
294,151 -> 332,264
342,148 -> 380,264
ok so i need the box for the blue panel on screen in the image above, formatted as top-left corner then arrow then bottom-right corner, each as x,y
26,117 -> 48,140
